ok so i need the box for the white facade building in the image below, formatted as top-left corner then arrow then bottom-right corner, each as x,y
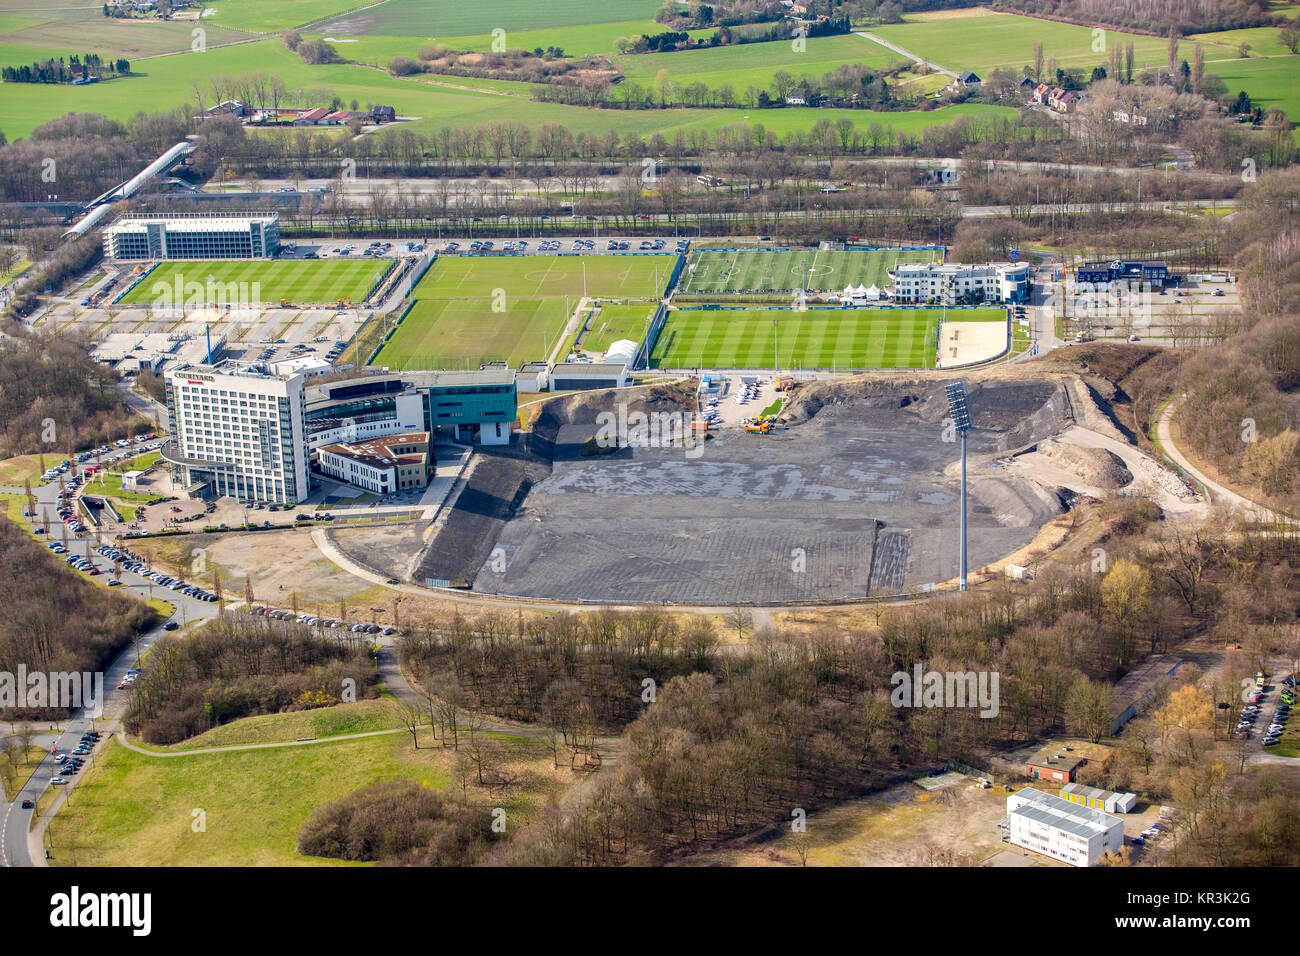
891,262 -> 1029,305
1005,787 -> 1124,867
162,363 -> 310,504
104,214 -> 280,260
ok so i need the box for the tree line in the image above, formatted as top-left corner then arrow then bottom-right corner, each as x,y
1,53 -> 129,85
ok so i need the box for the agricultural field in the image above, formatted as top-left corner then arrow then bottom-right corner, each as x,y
412,253 -> 669,301
311,0 -> 660,38
614,33 -> 900,94
117,259 -> 386,306
203,0 -> 374,34
1212,56 -> 1300,134
580,301 -> 658,353
0,28 -> 1018,141
646,306 -> 996,370
870,8 -> 1214,76
372,295 -> 570,370
680,248 -> 940,295
0,16 -> 253,57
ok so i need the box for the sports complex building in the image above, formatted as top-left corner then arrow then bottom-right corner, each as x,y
103,213 -> 281,260
891,262 -> 1030,304
161,363 -> 517,504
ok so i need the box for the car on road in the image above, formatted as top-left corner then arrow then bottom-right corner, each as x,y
51,777 -> 67,785
21,799 -> 33,809
163,621 -> 179,631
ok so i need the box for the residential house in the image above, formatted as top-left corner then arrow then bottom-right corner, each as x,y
371,104 -> 396,123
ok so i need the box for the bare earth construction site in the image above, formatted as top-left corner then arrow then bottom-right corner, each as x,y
332,375 -> 1135,606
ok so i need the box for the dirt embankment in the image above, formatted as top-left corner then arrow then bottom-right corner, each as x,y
781,375 -> 1075,455
528,383 -> 697,462
1035,437 -> 1133,489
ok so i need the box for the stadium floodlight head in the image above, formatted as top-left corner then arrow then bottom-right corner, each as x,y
945,381 -> 972,433
945,380 -> 972,592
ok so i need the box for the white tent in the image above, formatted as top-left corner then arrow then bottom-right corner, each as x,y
865,284 -> 882,300
605,338 -> 638,368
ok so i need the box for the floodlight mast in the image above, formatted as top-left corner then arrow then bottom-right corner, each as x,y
944,382 -> 973,592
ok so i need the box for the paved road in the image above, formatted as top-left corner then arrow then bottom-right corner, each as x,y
855,31 -> 957,78
1156,396 -> 1292,522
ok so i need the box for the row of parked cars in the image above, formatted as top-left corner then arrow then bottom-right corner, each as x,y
1236,674 -> 1295,746
95,544 -> 220,603
48,730 -> 102,787
246,605 -> 397,635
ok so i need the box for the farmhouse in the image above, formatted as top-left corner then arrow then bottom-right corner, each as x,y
954,71 -> 981,89
1004,788 -> 1125,867
372,104 -> 396,123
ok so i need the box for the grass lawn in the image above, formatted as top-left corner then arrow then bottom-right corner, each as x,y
118,259 -> 388,306
649,306 -> 965,369
0,453 -> 44,487
1,746 -> 46,802
311,0 -> 661,37
413,253 -> 669,300
138,699 -> 405,751
682,247 -> 938,294
374,296 -> 569,370
0,256 -> 30,286
579,301 -> 657,352
47,726 -> 567,865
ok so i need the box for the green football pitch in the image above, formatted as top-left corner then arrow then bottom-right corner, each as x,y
118,260 -> 386,305
580,302 -> 658,353
372,297 -> 570,371
412,254 -> 671,301
648,307 -> 1001,370
680,248 -> 940,294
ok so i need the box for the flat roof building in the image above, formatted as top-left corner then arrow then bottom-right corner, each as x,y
162,362 -> 310,504
891,262 -> 1029,304
1026,744 -> 1088,783
104,213 -> 280,260
1060,783 -> 1137,814
550,362 -> 629,392
1005,787 -> 1124,867
317,431 -> 434,495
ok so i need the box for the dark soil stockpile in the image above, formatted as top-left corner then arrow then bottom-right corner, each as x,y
468,376 -> 1073,604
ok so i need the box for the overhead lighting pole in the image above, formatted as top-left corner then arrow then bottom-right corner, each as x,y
944,381 -> 973,592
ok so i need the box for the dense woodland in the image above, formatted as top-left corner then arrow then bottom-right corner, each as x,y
0,326 -> 151,457
298,781 -> 494,865
0,517 -> 157,720
123,617 -> 380,743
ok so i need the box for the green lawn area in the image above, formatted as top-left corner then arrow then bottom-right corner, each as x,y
413,253 -> 669,300
649,306 -> 969,370
311,0 -> 661,37
375,296 -> 570,370
0,453 -> 44,487
138,699 -> 405,751
0,256 -> 30,286
580,301 -> 658,352
118,259 -> 388,306
682,247 -> 939,294
47,723 -> 562,865
614,33 -> 901,94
